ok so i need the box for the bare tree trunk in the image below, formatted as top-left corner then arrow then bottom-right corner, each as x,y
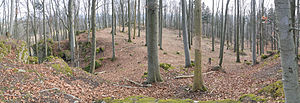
181,0 -> 191,67
8,0 -> 15,39
251,0 -> 256,65
133,0 -> 136,39
192,0 -> 206,92
138,0 -> 141,37
212,0 -> 215,51
236,0 -> 240,63
68,0 -> 75,66
26,0 -> 31,56
128,0 -> 132,42
159,0 -> 163,50
218,0 -> 230,67
112,0 -> 116,60
90,0 -> 96,74
146,0 -> 163,83
43,0 -> 47,58
275,0 -> 300,102
120,0 -> 125,32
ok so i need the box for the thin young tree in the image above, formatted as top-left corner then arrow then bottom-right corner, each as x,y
138,0 -> 141,37
211,0 -> 215,51
236,0 -> 240,63
146,0 -> 163,83
133,0 -> 136,39
8,0 -> 15,39
90,0 -> 96,73
128,0 -> 132,42
192,0 -> 206,92
159,0 -> 163,50
112,0 -> 116,60
251,0 -> 256,65
218,0 -> 230,67
43,0 -> 47,57
181,0 -> 191,67
120,0 -> 125,32
274,0 -> 300,102
68,0 -> 75,66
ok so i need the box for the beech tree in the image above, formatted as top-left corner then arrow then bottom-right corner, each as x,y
146,0 -> 163,83
90,0 -> 96,73
192,0 -> 206,92
181,0 -> 191,67
251,0 -> 257,65
274,0 -> 300,102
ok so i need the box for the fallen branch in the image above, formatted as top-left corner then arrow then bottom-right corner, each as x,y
125,79 -> 151,87
113,84 -> 140,88
64,93 -> 81,101
175,71 -> 215,79
39,88 -> 60,93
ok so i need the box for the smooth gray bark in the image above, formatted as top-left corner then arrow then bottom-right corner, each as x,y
275,0 -> 300,102
251,0 -> 256,65
181,0 -> 191,67
146,0 -> 163,83
68,0 -> 75,66
159,0 -> 163,50
90,0 -> 96,73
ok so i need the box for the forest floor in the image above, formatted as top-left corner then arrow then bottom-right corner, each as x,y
0,27 -> 285,102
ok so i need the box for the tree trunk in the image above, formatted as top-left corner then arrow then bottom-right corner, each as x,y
159,0 -> 163,50
26,0 -> 30,56
120,0 -> 125,32
251,0 -> 257,65
146,0 -> 163,83
218,0 -> 230,67
192,0 -> 206,92
181,0 -> 191,67
236,0 -> 240,63
138,0 -> 141,37
90,0 -> 97,74
43,0 -> 47,58
68,0 -> 75,67
133,0 -> 136,39
212,0 -> 215,51
112,0 -> 116,60
274,0 -> 300,102
8,0 -> 15,39
128,0 -> 132,42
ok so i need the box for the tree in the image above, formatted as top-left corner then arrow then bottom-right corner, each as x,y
192,0 -> 206,92
211,0 -> 215,51
236,0 -> 240,63
128,0 -> 132,42
159,0 -> 163,50
120,0 -> 125,32
112,0 -> 116,60
218,0 -> 230,67
43,0 -> 47,58
181,0 -> 191,67
138,0 -> 141,37
26,0 -> 31,56
68,0 -> 75,66
274,0 -> 300,102
90,0 -> 96,73
146,0 -> 163,83
133,0 -> 136,39
8,0 -> 15,39
251,0 -> 256,65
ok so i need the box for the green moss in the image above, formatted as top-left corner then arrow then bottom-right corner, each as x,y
58,50 -> 71,61
28,56 -> 38,64
99,57 -> 104,61
163,52 -> 168,55
258,80 -> 284,99
274,54 -> 280,59
158,99 -> 193,103
198,99 -> 238,103
83,60 -> 102,72
238,94 -> 266,102
239,51 -> 247,56
160,63 -> 174,71
45,56 -> 59,62
261,54 -> 268,59
115,43 -> 119,45
142,72 -> 148,78
96,47 -> 105,54
51,62 -> 72,76
191,61 -> 195,67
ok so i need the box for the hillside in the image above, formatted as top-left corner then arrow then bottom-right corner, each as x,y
0,28 -> 287,102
